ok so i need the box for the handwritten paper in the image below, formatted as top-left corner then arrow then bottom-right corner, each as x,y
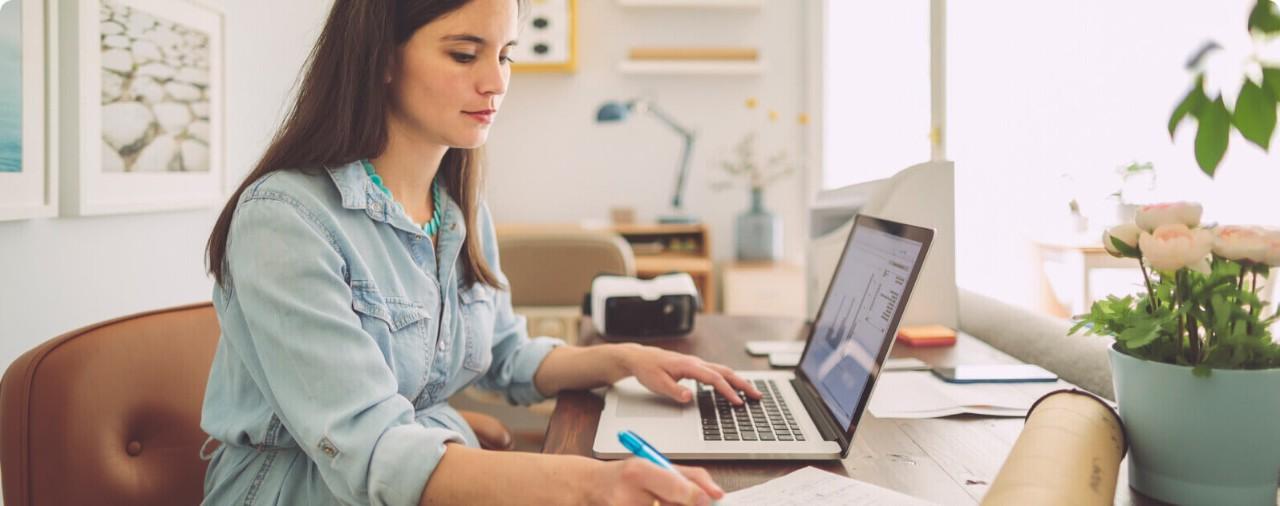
720,466 -> 935,506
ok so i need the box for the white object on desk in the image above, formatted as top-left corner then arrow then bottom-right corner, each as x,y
753,345 -> 931,370
745,340 -> 804,356
767,351 -> 801,367
721,466 -> 935,506
882,357 -> 930,371
868,371 -> 1069,419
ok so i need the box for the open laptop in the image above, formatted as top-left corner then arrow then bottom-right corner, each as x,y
593,214 -> 934,460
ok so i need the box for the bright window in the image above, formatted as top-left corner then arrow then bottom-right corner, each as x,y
949,0 -> 1280,307
819,0 -> 936,190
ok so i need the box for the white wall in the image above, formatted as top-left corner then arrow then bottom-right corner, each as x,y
0,0 -> 329,371
485,1 -> 809,267
0,0 -> 811,371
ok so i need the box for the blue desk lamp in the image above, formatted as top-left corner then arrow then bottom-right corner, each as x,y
596,99 -> 698,224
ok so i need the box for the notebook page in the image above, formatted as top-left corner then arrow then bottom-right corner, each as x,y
720,466 -> 935,506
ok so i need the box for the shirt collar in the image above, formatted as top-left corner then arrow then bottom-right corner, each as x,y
326,161 -> 379,211
324,160 -> 466,242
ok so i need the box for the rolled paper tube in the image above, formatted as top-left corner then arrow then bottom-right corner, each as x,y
982,389 -> 1127,506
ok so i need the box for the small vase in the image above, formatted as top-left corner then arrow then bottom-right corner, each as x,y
1110,345 -> 1280,504
735,187 -> 782,261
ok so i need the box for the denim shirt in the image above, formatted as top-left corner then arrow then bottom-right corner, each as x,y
200,161 -> 563,506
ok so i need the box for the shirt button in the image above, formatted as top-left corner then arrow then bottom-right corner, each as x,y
318,438 -> 338,458
450,223 -> 457,231
438,339 -> 447,351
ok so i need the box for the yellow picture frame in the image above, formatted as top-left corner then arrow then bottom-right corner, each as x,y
512,0 -> 576,73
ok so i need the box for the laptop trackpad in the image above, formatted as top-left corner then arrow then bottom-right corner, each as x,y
615,378 -> 684,418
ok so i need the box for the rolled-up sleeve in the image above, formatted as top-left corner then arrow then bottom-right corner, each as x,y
471,203 -> 565,405
224,195 -> 461,506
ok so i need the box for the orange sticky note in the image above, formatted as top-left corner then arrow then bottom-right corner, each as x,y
897,324 -> 957,347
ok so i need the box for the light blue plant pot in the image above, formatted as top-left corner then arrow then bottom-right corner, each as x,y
1110,345 -> 1280,505
735,188 -> 782,261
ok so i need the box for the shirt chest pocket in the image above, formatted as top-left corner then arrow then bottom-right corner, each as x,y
350,280 -> 433,394
458,284 -> 495,373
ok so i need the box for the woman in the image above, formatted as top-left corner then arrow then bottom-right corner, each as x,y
200,0 -> 761,504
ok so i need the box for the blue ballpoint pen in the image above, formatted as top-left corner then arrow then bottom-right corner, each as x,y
619,430 -> 722,505
617,429 -> 678,473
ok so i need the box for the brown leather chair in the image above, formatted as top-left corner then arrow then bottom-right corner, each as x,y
497,227 -> 636,308
0,302 -> 512,505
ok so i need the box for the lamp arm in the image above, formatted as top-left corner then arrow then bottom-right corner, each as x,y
645,104 -> 696,139
672,133 -> 695,210
641,103 -> 697,211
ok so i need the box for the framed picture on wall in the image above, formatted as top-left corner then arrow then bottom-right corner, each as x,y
0,0 -> 57,221
59,0 -> 223,216
512,0 -> 576,73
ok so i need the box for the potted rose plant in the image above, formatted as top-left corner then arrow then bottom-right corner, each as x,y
1072,201 -> 1280,504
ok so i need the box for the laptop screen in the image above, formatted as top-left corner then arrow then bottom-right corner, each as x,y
799,217 -> 928,429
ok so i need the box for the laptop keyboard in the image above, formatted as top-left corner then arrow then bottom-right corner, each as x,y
697,379 -> 804,442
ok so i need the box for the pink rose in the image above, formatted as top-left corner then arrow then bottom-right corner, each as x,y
1139,224 -> 1214,273
1213,226 -> 1268,263
1136,202 -> 1203,232
1263,230 -> 1280,267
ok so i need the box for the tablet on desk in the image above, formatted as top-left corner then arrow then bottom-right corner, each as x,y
932,364 -> 1058,383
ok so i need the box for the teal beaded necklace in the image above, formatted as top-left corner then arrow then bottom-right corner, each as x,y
361,159 -> 444,236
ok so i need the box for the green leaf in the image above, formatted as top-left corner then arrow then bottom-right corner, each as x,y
1170,75 -> 1207,138
1249,0 -> 1280,35
1192,365 -> 1213,377
1254,262 -> 1273,276
1118,320 -> 1161,348
1195,96 -> 1231,177
1233,80 -> 1277,150
1109,236 -> 1141,258
1264,68 -> 1280,101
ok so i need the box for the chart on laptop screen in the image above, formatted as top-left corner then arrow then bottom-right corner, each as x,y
801,225 -> 924,429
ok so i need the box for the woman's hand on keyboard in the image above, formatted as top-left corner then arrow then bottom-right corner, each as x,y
613,343 -> 764,405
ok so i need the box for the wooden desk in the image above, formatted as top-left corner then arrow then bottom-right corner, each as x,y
543,315 -> 1163,505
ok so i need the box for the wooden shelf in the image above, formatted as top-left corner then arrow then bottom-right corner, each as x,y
617,0 -> 761,9
617,59 -> 763,76
635,256 -> 713,274
612,223 -> 706,235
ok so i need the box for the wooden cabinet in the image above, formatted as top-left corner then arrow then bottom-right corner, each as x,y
722,261 -> 805,318
611,224 -> 716,313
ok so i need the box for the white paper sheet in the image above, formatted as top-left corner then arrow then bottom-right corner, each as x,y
868,371 -> 1069,419
720,466 -> 935,506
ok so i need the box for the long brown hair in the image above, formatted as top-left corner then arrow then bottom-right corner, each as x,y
206,0 -> 512,290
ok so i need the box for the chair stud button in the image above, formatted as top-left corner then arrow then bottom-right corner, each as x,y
126,441 -> 143,456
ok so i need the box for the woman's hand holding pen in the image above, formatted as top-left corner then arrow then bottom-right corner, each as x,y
612,343 -> 764,405
587,458 -> 723,506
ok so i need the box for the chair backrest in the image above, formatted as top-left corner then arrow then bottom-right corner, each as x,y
497,228 -> 636,307
0,303 -> 219,505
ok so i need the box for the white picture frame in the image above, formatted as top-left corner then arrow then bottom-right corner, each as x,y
0,0 -> 57,221
59,0 -> 224,216
511,0 -> 576,73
